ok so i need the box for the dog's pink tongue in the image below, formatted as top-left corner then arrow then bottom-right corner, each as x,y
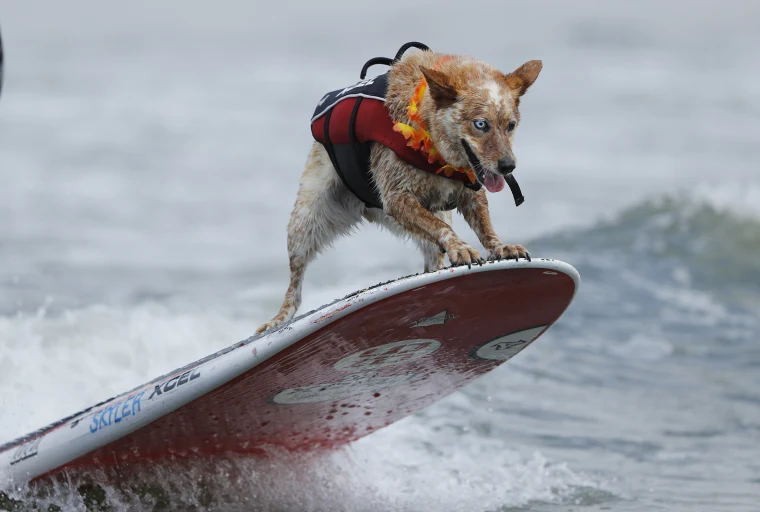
484,173 -> 506,193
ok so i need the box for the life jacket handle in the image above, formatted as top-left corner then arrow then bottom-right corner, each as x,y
360,57 -> 394,79
393,42 -> 430,62
359,42 -> 431,79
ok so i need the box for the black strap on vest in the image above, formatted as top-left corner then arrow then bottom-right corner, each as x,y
348,98 -> 382,208
320,108 -> 347,194
322,98 -> 384,209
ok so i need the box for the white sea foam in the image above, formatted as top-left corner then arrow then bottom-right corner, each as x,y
0,304 -> 257,443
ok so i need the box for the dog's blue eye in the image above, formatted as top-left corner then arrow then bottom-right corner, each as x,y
473,119 -> 489,131
507,120 -> 516,132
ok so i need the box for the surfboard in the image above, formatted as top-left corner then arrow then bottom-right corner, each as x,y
0,258 -> 580,486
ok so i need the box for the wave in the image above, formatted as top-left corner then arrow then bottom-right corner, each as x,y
1,446 -> 604,512
531,195 -> 760,307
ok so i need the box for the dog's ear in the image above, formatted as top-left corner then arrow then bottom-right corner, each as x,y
419,66 -> 458,107
504,60 -> 542,98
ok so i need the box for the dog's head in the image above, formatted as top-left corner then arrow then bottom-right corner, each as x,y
418,59 -> 542,193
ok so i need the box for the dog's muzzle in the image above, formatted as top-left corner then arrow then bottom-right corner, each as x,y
497,156 -> 516,174
461,139 -> 524,207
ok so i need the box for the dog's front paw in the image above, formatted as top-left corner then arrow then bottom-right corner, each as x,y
488,244 -> 531,262
446,241 -> 484,269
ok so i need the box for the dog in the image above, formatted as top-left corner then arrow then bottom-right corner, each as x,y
256,45 -> 542,333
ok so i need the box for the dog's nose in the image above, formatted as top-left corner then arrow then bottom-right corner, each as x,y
497,156 -> 516,174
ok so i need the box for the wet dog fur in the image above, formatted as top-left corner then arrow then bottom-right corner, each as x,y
257,50 -> 542,333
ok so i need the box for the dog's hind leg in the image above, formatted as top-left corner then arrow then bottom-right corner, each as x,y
256,143 -> 364,334
417,239 -> 443,272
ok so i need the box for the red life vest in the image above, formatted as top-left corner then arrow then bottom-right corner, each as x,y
310,72 -> 481,210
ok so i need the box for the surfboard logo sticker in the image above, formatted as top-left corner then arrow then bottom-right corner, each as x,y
270,372 -> 415,405
89,393 -> 145,434
148,368 -> 201,400
333,339 -> 441,372
10,436 -> 43,466
469,326 -> 548,362
410,310 -> 459,327
270,339 -> 440,405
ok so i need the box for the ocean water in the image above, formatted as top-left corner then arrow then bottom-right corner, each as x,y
1,0 -> 759,510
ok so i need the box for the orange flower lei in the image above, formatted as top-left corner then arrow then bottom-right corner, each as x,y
392,64 -> 477,184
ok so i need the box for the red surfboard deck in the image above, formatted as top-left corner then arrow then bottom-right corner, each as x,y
0,259 -> 579,484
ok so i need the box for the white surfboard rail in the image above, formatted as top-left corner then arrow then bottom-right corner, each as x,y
0,258 -> 580,486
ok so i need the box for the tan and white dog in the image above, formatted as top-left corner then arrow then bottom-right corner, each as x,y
257,49 -> 542,333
